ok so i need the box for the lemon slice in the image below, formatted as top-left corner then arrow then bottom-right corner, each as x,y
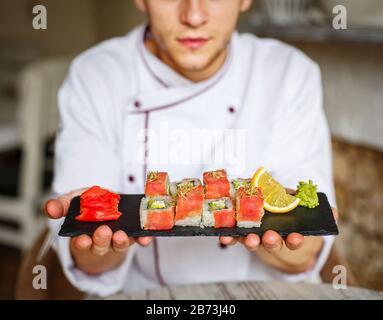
264,191 -> 300,213
251,167 -> 284,198
251,167 -> 300,213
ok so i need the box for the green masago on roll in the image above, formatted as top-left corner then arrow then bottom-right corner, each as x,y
295,180 -> 319,208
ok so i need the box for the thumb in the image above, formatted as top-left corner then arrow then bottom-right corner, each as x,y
44,198 -> 66,219
44,188 -> 87,219
285,188 -> 296,195
332,207 -> 339,222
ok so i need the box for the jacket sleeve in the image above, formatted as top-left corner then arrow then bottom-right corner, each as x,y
49,56 -> 135,297
265,61 -> 336,282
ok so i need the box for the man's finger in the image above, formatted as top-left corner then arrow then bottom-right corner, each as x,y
244,234 -> 260,251
219,236 -> 237,246
332,207 -> 339,222
91,225 -> 113,256
112,230 -> 131,254
285,188 -> 295,195
135,237 -> 153,247
285,233 -> 304,251
44,199 -> 65,219
262,230 -> 283,253
71,234 -> 92,252
44,188 -> 86,219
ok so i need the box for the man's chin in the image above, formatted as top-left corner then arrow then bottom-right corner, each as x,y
174,55 -> 214,74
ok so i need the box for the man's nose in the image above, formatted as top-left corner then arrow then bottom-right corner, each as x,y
180,0 -> 208,28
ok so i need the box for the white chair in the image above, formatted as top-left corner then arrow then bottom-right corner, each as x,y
0,57 -> 72,250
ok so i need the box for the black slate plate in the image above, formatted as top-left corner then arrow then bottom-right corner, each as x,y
59,192 -> 338,238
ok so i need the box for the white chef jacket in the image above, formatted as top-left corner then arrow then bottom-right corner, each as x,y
49,24 -> 336,297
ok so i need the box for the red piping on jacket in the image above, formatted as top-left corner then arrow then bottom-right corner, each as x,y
143,111 -> 166,286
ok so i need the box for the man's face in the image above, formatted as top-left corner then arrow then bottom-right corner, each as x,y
136,0 -> 252,76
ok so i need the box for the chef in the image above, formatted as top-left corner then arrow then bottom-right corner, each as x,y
45,0 -> 337,297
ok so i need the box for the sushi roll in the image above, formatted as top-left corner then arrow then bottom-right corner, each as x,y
173,179 -> 204,227
203,169 -> 230,199
236,185 -> 264,228
170,178 -> 201,196
145,171 -> 170,197
202,197 -> 236,228
230,178 -> 251,199
140,196 -> 175,230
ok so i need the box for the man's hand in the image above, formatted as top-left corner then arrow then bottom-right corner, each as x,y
44,189 -> 153,275
219,207 -> 338,274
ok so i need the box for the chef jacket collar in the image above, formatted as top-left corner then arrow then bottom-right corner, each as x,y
139,25 -> 192,88
132,24 -> 235,113
139,24 -> 234,88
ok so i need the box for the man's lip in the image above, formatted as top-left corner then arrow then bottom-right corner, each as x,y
177,37 -> 210,49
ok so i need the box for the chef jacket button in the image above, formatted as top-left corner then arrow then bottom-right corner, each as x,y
219,243 -> 228,249
128,175 -> 135,183
228,106 -> 235,113
134,100 -> 141,109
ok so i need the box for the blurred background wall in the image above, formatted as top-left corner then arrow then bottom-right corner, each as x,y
0,0 -> 145,55
0,0 -> 382,299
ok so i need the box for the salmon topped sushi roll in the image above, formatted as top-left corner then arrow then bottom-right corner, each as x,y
230,178 -> 251,199
236,185 -> 264,228
140,196 -> 175,230
145,171 -> 170,197
202,197 -> 236,228
173,179 -> 204,227
203,169 -> 230,199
